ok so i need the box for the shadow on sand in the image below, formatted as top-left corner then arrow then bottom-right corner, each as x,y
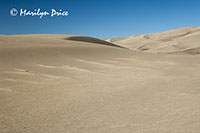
64,36 -> 127,49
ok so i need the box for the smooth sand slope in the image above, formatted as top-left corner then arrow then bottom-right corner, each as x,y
0,33 -> 200,133
109,27 -> 200,54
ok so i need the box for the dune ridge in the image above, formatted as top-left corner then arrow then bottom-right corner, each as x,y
109,27 -> 200,54
65,36 -> 127,49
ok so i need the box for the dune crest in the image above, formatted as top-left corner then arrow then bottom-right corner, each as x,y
65,36 -> 126,49
109,27 -> 200,54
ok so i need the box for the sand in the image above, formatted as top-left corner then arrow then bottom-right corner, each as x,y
0,29 -> 200,132
109,27 -> 200,54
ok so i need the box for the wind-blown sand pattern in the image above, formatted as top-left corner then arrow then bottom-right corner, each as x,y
0,28 -> 200,132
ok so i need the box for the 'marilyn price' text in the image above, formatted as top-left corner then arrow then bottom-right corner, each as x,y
20,8 -> 69,18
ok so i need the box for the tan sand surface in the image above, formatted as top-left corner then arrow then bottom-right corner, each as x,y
0,32 -> 200,132
109,27 -> 200,54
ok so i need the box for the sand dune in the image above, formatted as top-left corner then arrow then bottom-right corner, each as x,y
109,27 -> 200,54
0,33 -> 200,132
65,36 -> 126,49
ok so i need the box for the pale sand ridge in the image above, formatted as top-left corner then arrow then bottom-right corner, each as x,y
109,27 -> 200,54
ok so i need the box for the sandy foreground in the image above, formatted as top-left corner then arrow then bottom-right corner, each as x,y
0,29 -> 200,132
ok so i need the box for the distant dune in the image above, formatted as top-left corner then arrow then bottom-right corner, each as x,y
65,36 -> 126,49
1,31 -> 200,132
109,27 -> 200,54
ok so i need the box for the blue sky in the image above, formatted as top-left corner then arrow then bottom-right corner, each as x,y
0,0 -> 200,38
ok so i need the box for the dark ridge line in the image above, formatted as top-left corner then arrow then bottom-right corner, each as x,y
64,36 -> 128,49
